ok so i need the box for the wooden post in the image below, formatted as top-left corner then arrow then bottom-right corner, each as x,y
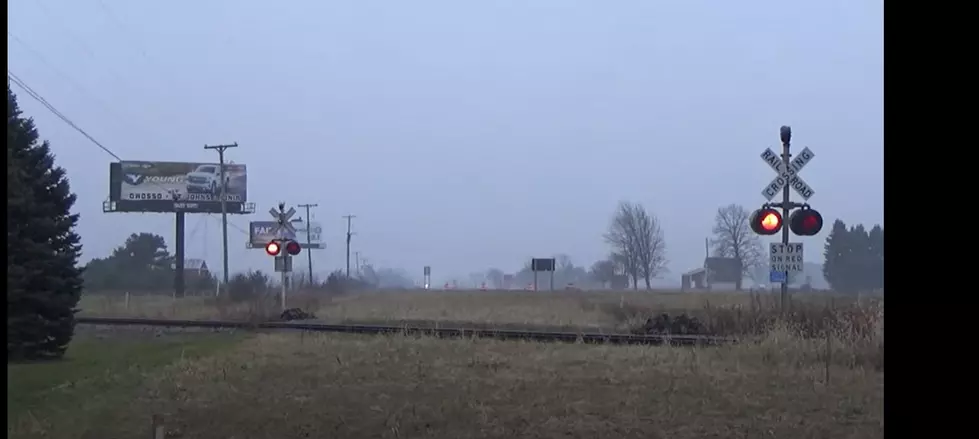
151,414 -> 165,439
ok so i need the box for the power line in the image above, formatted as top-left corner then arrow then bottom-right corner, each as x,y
7,31 -> 166,152
8,70 -> 123,161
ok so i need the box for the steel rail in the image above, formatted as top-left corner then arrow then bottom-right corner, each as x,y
75,317 -> 737,346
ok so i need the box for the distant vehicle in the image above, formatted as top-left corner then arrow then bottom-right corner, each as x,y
185,164 -> 229,194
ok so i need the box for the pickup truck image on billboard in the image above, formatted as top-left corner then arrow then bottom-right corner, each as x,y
112,161 -> 247,210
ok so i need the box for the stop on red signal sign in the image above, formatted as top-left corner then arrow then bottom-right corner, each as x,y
750,208 -> 782,235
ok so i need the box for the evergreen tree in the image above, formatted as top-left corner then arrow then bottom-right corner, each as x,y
867,224 -> 884,291
822,219 -> 851,292
7,85 -> 84,360
849,224 -> 871,291
83,233 -> 175,293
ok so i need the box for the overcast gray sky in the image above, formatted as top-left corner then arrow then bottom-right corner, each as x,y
7,0 -> 883,285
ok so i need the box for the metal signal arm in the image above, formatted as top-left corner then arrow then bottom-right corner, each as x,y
763,201 -> 809,211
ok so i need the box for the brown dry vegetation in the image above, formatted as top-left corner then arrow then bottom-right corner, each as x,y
10,322 -> 883,439
79,290 -> 883,338
17,290 -> 884,438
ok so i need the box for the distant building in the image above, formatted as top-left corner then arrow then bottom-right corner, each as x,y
681,257 -> 743,291
172,258 -> 209,275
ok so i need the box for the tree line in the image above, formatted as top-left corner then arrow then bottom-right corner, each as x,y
475,202 -> 882,294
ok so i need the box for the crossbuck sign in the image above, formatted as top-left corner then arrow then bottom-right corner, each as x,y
760,147 -> 816,201
269,206 -> 297,238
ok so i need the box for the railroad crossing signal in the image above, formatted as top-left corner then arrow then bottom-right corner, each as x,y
750,208 -> 782,235
760,146 -> 816,201
266,204 -> 301,273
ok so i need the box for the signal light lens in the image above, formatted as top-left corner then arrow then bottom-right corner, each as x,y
760,212 -> 781,231
750,208 -> 783,235
285,240 -> 301,255
265,241 -> 281,256
789,209 -> 823,236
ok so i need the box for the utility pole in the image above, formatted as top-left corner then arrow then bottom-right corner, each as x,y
298,203 -> 318,285
343,214 -> 356,277
354,251 -> 361,275
204,142 -> 238,291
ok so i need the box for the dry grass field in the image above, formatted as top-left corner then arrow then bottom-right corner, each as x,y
9,321 -> 884,439
78,289 -> 878,335
28,290 -> 882,437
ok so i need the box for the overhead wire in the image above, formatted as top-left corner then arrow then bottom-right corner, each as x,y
7,31 -> 165,152
8,70 -> 124,161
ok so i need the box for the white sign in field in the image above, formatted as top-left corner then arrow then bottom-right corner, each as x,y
760,147 -> 816,201
770,242 -> 805,274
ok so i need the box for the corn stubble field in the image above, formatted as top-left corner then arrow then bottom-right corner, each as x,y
10,290 -> 884,439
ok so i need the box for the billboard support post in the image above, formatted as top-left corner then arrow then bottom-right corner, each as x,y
204,142 -> 239,290
174,210 -> 185,297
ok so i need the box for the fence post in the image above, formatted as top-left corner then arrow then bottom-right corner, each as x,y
125,292 -> 131,311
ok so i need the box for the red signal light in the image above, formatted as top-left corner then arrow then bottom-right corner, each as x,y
285,240 -> 301,256
750,208 -> 782,235
265,240 -> 281,256
789,209 -> 823,236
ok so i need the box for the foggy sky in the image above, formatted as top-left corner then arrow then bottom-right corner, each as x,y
7,0 -> 883,286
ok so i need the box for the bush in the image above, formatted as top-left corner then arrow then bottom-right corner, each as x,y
226,271 -> 272,302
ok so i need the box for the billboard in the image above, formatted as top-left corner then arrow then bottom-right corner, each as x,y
248,220 -> 325,249
107,161 -> 248,213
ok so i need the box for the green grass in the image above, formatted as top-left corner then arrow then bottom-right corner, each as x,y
7,331 -> 244,439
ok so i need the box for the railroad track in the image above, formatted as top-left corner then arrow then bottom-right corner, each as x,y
75,317 -> 737,347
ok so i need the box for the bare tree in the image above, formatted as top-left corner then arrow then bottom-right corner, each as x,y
710,204 -> 765,290
604,202 -> 669,290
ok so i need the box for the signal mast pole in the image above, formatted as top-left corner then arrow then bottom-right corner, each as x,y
779,126 -> 792,312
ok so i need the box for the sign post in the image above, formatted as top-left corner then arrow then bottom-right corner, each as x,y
530,258 -> 556,291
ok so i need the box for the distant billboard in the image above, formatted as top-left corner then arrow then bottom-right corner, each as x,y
248,220 -> 325,249
107,161 -> 248,213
